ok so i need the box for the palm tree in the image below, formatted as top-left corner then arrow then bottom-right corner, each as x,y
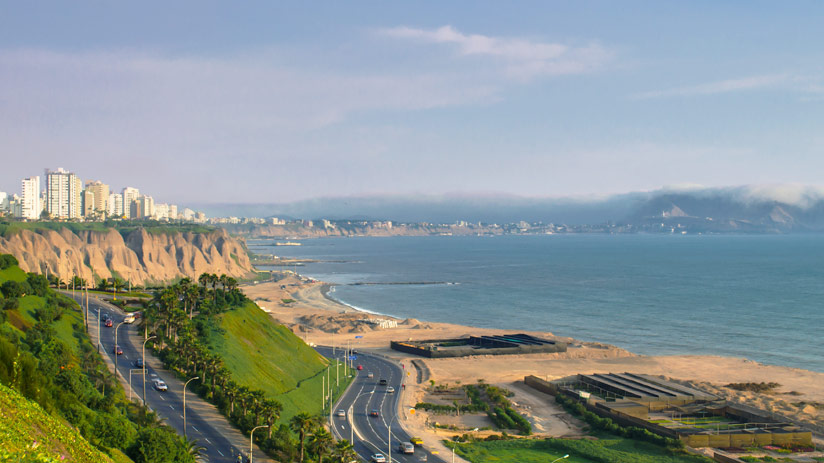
224,381 -> 239,415
308,427 -> 334,463
185,438 -> 206,460
332,440 -> 358,463
290,412 -> 316,463
262,399 -> 282,437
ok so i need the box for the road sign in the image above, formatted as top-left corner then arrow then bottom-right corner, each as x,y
354,335 -> 363,339
349,355 -> 357,360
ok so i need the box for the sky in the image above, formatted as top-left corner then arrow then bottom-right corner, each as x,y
1,1 -> 824,206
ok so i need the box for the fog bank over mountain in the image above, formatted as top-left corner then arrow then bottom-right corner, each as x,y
196,185 -> 824,229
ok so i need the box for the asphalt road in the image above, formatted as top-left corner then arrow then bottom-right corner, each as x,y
316,346 -> 445,463
68,293 -> 257,463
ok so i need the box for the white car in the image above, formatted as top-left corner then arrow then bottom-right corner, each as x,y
335,409 -> 346,417
386,386 -> 395,393
370,454 -> 386,463
123,313 -> 136,324
153,379 -> 168,391
367,372 -> 374,378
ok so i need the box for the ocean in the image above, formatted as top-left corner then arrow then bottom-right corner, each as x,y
249,234 -> 824,372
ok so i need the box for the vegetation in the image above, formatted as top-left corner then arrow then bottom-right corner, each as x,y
450,436 -> 713,463
0,253 -> 195,462
724,382 -> 781,393
142,273 -> 353,462
417,383 -> 531,435
0,219 -> 214,238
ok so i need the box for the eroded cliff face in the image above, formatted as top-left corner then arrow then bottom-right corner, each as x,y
0,227 -> 253,284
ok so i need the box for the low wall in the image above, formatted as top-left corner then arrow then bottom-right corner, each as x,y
391,340 -> 567,358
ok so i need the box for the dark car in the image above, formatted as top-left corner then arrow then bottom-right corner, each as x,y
370,409 -> 379,417
114,345 -> 123,355
379,379 -> 388,386
105,318 -> 113,327
101,312 -> 110,321
134,358 -> 144,368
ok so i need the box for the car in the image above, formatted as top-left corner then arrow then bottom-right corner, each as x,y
386,386 -> 395,393
369,409 -> 379,417
153,379 -> 168,391
101,312 -> 110,321
123,313 -> 135,324
114,345 -> 123,355
356,365 -> 363,370
105,318 -> 113,327
379,379 -> 388,385
410,437 -> 424,447
367,372 -> 374,378
335,409 -> 346,417
398,442 -> 415,454
133,358 -> 144,368
370,454 -> 386,463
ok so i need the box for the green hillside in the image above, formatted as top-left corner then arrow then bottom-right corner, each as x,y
0,382 -> 116,463
206,300 -> 352,421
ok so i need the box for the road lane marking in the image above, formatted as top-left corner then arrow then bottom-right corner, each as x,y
205,438 -> 212,444
192,425 -> 200,433
216,448 -> 224,456
158,394 -> 165,401
169,405 -> 175,410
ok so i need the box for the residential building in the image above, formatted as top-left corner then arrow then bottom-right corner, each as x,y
45,168 -> 82,219
21,176 -> 42,220
85,180 -> 110,216
122,187 -> 139,219
82,189 -> 95,218
108,193 -> 124,218
0,191 -> 8,212
168,204 -> 178,220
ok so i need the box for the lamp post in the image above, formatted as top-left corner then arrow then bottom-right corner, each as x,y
142,335 -> 156,404
183,376 -> 200,437
349,390 -> 375,443
114,321 -> 125,372
550,455 -> 570,463
250,425 -> 269,463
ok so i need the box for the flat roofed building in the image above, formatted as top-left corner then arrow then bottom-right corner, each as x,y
21,176 -> 42,220
46,168 -> 82,219
85,180 -> 110,216
122,187 -> 139,219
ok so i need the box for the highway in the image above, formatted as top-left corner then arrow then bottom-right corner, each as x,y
316,346 -> 445,463
68,293 -> 265,462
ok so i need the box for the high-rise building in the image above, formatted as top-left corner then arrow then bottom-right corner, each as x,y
108,193 -> 124,218
168,204 -> 178,220
85,180 -> 110,216
45,168 -> 82,219
122,187 -> 139,219
82,189 -> 95,218
21,176 -> 42,220
0,191 -> 9,213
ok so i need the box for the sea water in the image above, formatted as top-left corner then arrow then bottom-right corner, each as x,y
250,234 -> 824,372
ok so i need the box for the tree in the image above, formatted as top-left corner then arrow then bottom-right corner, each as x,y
290,413 -> 316,463
262,399 -> 283,437
128,426 -> 196,463
332,440 -> 358,463
308,427 -> 334,463
0,253 -> 18,269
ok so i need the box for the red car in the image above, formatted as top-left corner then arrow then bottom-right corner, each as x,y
357,365 -> 363,370
114,345 -> 123,355
105,319 -> 113,327
370,409 -> 379,417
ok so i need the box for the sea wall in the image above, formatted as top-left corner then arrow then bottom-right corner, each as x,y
0,227 -> 254,285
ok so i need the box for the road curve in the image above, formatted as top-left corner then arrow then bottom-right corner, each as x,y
316,346 -> 446,463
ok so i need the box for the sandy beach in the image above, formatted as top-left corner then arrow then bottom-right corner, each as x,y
242,276 -> 824,445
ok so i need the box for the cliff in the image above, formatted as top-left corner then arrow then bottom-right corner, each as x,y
0,227 -> 254,284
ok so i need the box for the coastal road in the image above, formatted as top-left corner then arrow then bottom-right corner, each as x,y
316,346 -> 445,463
68,293 -> 269,462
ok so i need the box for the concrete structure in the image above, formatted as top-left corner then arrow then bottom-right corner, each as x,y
392,333 -> 567,358
0,191 -> 8,212
45,168 -> 82,219
82,189 -> 95,218
20,175 -> 42,220
525,374 -> 813,449
108,193 -> 124,218
122,187 -> 139,219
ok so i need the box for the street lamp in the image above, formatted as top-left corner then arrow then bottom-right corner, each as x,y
349,390 -> 375,443
114,321 -> 126,372
550,455 -> 570,463
183,376 -> 200,437
250,425 -> 269,463
142,335 -> 156,404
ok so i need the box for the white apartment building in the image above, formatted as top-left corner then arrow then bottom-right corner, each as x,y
85,180 -> 110,216
108,193 -> 124,217
21,176 -> 42,220
0,191 -> 9,212
45,168 -> 82,219
153,203 -> 169,220
122,187 -> 139,219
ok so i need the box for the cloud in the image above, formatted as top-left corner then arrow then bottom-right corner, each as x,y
633,74 -> 792,99
378,25 -> 611,80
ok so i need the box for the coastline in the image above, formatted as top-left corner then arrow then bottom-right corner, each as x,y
242,273 -> 824,439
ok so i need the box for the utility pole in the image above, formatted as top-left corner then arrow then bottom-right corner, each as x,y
322,375 -> 326,411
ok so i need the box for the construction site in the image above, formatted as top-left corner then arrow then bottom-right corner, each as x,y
525,372 -> 813,449
390,333 -> 567,358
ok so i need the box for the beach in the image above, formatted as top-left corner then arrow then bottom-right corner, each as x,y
243,276 -> 824,443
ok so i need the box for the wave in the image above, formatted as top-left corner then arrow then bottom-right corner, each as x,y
324,285 -> 391,317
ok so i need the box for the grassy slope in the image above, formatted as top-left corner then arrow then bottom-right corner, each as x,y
0,382 -> 115,463
0,264 -> 27,283
454,437 -> 713,463
207,300 -> 353,421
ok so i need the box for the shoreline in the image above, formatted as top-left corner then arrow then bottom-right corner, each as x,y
241,273 -> 824,439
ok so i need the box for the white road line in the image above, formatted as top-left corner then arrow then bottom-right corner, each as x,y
205,438 -> 212,444
216,448 -> 224,456
159,394 -> 166,401
192,425 -> 200,433
169,405 -> 175,410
